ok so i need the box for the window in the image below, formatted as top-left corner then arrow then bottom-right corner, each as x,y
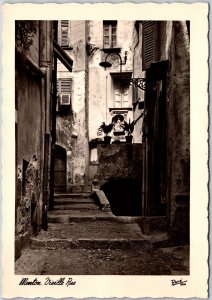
57,78 -> 72,113
113,78 -> 130,108
58,20 -> 70,48
142,21 -> 159,70
103,21 -> 117,48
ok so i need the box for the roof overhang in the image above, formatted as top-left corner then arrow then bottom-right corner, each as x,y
53,39 -> 73,72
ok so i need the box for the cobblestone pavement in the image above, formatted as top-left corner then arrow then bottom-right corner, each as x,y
15,244 -> 189,275
15,193 -> 189,275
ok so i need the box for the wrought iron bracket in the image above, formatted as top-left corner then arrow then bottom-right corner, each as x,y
86,43 -> 99,56
129,78 -> 146,90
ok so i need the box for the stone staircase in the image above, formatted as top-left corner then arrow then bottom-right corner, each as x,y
31,187 -> 168,251
47,191 -> 112,223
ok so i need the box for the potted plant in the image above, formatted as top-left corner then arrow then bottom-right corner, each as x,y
99,122 -> 114,144
124,119 -> 134,143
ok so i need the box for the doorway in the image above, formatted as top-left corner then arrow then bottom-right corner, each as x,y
54,145 -> 67,192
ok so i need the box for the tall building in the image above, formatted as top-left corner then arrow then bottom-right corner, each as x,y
15,21 -> 73,259
55,20 -> 137,194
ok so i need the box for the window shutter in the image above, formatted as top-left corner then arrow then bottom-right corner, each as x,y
58,20 -> 70,47
58,78 -> 72,106
142,21 -> 159,70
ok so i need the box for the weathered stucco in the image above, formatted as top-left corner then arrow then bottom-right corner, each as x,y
93,144 -> 143,216
131,21 -> 190,244
15,21 -> 53,258
88,21 -> 134,140
166,21 -> 190,243
57,26 -> 88,187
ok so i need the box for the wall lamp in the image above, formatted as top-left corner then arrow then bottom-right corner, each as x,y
99,51 -> 128,73
99,51 -> 146,90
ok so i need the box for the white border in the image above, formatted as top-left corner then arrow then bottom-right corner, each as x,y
2,3 -> 209,298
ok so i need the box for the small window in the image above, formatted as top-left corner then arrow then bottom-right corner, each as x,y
113,78 -> 130,108
103,21 -> 117,49
142,21 -> 159,70
58,20 -> 70,48
57,78 -> 72,114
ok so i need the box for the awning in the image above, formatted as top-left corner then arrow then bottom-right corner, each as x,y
53,39 -> 73,72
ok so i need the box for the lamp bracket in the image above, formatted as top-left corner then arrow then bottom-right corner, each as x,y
129,78 -> 146,90
86,43 -> 99,56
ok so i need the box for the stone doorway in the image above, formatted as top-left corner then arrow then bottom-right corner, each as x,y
54,145 -> 67,192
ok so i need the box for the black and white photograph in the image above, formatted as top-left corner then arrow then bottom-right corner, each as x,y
2,3 -> 208,299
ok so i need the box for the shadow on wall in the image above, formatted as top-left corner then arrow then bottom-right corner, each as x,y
101,178 -> 142,216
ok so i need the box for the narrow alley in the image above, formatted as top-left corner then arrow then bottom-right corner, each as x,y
15,20 -> 190,276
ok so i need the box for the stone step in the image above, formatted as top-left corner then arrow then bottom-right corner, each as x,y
53,204 -> 100,211
31,221 -> 148,250
47,214 -> 115,223
54,198 -> 95,205
68,184 -> 92,194
55,185 -> 92,194
54,193 -> 91,199
45,222 -> 144,239
31,237 -> 150,250
50,208 -> 101,215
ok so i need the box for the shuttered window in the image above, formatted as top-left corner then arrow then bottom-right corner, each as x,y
103,21 -> 117,48
57,78 -> 72,106
142,21 -> 159,70
58,20 -> 70,48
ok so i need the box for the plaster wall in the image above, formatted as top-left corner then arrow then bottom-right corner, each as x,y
165,21 -> 190,242
16,66 -> 43,251
88,21 -> 134,141
56,21 -> 88,187
56,69 -> 87,186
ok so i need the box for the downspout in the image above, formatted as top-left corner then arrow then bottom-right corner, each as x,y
84,20 -> 90,187
39,21 -> 53,230
49,21 -> 58,209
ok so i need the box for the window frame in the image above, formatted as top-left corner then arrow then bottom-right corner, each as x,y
56,78 -> 72,113
103,21 -> 117,49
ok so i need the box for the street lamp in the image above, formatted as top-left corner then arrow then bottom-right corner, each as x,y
99,51 -> 128,73
99,51 -> 146,90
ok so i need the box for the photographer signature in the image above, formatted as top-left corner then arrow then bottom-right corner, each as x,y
171,279 -> 187,286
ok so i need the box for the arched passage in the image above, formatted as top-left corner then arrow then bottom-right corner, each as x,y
54,145 -> 67,191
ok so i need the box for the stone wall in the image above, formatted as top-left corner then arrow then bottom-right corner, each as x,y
94,144 -> 143,216
166,21 -> 190,243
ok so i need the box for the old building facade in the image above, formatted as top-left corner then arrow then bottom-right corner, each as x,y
55,20 -> 138,194
15,21 -> 73,258
132,21 -> 190,243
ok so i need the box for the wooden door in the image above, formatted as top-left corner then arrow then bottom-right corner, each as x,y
54,145 -> 66,189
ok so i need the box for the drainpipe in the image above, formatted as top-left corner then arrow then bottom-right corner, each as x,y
49,21 -> 58,209
84,20 -> 90,188
39,21 -> 53,230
